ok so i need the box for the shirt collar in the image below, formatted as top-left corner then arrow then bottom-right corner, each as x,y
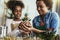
44,10 -> 50,19
37,10 -> 51,21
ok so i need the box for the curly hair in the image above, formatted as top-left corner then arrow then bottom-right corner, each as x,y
6,1 -> 24,12
36,0 -> 53,10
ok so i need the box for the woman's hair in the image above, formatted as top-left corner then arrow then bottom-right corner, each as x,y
36,0 -> 53,10
7,1 -> 24,12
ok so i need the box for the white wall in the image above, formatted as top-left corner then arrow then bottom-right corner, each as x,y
0,0 -> 4,25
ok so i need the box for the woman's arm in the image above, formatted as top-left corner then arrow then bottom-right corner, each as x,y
31,27 -> 46,33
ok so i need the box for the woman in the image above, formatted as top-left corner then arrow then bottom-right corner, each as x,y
19,0 -> 59,40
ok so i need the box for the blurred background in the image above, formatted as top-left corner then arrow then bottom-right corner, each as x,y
0,0 -> 60,35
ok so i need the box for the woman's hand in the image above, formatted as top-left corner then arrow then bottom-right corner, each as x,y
18,21 -> 32,32
22,23 -> 33,32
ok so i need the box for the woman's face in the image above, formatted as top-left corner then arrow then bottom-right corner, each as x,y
13,6 -> 22,19
36,1 -> 48,15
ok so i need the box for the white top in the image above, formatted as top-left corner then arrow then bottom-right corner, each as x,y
6,19 -> 22,36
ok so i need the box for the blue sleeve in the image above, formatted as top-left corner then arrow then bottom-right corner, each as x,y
50,13 -> 59,30
32,19 -> 36,28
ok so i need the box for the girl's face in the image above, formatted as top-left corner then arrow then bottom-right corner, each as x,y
13,6 -> 22,19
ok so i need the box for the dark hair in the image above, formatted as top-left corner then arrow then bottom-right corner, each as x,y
7,1 -> 24,12
36,0 -> 53,10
